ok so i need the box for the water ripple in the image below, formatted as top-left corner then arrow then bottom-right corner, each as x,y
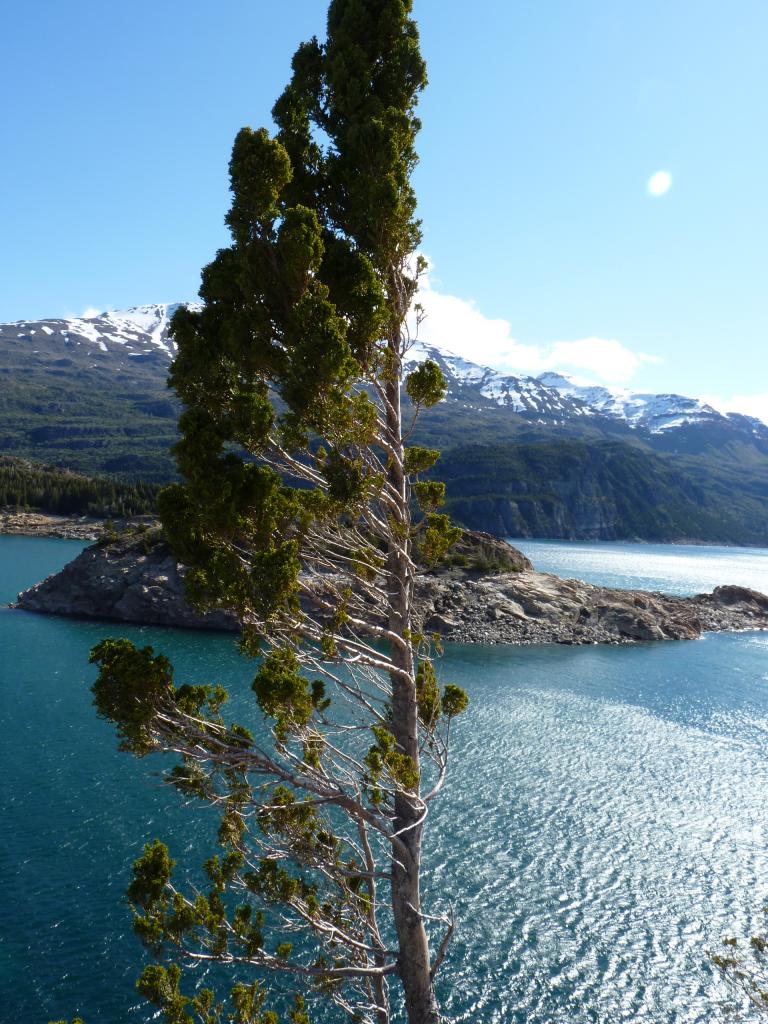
2,538 -> 768,1021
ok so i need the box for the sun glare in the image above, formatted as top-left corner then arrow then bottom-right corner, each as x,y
647,170 -> 672,197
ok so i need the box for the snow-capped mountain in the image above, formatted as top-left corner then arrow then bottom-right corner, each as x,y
536,371 -> 766,437
3,303 -> 765,442
403,340 -> 592,421
407,341 -> 768,438
7,303 -> 199,361
2,303 -> 767,544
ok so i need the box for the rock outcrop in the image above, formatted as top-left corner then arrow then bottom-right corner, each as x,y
415,573 -> 768,645
0,509 -> 106,540
16,529 -> 237,631
14,530 -> 768,645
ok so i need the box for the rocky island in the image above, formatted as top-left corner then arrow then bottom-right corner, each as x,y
13,529 -> 768,645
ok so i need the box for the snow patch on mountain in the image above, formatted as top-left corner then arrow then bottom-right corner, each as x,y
11,303 -> 202,360
405,340 -> 589,419
402,341 -> 768,435
5,304 -> 766,436
536,371 -> 726,433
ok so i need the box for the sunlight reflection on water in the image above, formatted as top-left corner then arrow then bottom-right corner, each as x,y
2,539 -> 768,1021
510,538 -> 768,597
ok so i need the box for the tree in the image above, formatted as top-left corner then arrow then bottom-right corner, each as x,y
711,911 -> 768,1015
88,2 -> 467,1023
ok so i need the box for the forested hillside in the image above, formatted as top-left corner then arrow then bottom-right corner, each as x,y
0,310 -> 179,480
435,441 -> 768,546
0,457 -> 159,517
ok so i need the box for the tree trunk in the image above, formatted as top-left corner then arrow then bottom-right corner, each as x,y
386,363 -> 441,1024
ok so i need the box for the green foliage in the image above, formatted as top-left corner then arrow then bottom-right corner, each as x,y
157,0 -> 435,627
79,4 -> 464,1022
413,479 -> 445,511
126,838 -> 267,970
419,512 -> 462,565
414,665 -> 468,729
230,983 -> 280,1024
257,786 -> 326,864
320,450 -> 367,505
365,725 -> 419,800
288,995 -> 310,1024
441,684 -> 469,719
415,661 -> 440,728
90,640 -> 227,757
252,649 -> 314,742
100,518 -> 119,544
134,963 -> 282,1024
157,473 -> 304,623
405,359 -> 447,408
710,910 -> 768,1015
137,964 -> 198,1024
403,445 -> 440,475
90,640 -> 175,755
128,840 -> 180,953
129,840 -> 176,912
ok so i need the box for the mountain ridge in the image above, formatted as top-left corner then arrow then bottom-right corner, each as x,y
10,302 -> 764,437
2,303 -> 766,544
403,338 -> 768,443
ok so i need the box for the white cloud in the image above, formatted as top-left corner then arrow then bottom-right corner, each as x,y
413,270 -> 660,386
548,337 -> 661,384
62,305 -> 106,320
702,392 -> 768,426
414,279 -> 543,374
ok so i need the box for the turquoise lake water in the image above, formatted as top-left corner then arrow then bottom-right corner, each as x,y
1,536 -> 767,1022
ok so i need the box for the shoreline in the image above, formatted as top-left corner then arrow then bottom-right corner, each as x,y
510,535 -> 768,552
11,531 -> 768,647
0,509 -> 105,540
2,509 -> 765,552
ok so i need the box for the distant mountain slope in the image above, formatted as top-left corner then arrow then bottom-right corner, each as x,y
1,304 -> 766,542
434,441 -> 768,546
0,305 -> 188,479
404,340 -> 768,451
536,370 -> 768,451
404,342 -> 593,421
9,303 -> 188,358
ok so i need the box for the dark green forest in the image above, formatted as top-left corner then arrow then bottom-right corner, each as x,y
0,456 -> 160,517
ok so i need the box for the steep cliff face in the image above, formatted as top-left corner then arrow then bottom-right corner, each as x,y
446,493 -> 619,541
437,441 -> 768,544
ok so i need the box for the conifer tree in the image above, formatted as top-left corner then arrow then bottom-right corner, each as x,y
711,913 -> 768,1015
89,2 -> 467,1022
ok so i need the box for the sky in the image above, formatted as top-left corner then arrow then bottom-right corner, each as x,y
1,0 -> 766,419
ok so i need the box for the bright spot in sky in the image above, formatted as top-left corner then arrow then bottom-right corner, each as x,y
647,170 -> 672,197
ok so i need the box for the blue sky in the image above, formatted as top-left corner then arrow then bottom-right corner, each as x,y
1,0 -> 766,417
